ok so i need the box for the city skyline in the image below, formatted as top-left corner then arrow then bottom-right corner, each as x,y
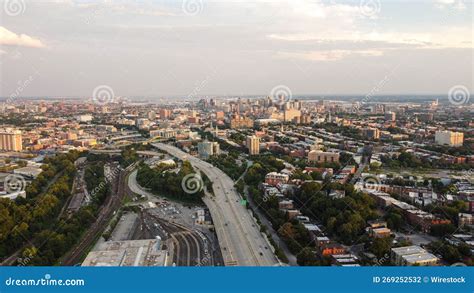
1,0 -> 473,97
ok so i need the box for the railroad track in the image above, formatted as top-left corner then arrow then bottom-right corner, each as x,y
61,169 -> 128,266
144,213 -> 209,266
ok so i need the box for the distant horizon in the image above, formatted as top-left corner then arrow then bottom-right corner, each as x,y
1,1 -> 472,97
0,93 -> 464,98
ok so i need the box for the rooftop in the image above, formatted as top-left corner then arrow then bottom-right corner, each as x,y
82,239 -> 168,267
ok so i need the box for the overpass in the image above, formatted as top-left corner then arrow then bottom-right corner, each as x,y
152,143 -> 279,266
89,149 -> 163,158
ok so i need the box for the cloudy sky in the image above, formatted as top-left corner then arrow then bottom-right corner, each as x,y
0,0 -> 472,98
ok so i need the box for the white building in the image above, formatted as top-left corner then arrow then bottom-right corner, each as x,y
76,114 -> 93,122
435,130 -> 464,147
391,245 -> 438,266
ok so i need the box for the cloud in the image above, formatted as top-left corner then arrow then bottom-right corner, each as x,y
0,27 -> 46,48
276,49 -> 384,62
435,0 -> 466,10
268,27 -> 472,50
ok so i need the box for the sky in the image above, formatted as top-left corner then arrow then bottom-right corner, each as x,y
0,0 -> 472,98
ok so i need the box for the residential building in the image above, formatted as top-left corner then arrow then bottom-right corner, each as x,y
246,135 -> 260,155
0,128 -> 23,151
458,213 -> 474,227
435,130 -> 464,147
160,109 -> 171,119
265,172 -> 289,186
384,111 -> 396,121
362,128 -> 380,140
307,150 -> 340,164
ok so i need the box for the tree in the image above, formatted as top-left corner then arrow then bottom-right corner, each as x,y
297,247 -> 319,266
385,210 -> 403,231
430,223 -> 456,237
370,237 -> 392,258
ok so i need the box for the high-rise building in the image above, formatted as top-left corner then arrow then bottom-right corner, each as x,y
435,130 -> 464,147
160,109 -> 171,119
148,111 -> 156,120
246,135 -> 260,155
197,140 -> 220,159
0,128 -> 23,151
362,128 -> 380,140
384,111 -> 396,121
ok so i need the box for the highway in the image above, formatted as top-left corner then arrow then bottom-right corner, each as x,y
152,143 -> 279,266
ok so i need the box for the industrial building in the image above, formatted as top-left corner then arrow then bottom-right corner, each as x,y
82,238 -> 170,267
391,245 -> 438,266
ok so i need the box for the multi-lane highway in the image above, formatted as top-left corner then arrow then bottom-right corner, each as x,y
152,143 -> 279,266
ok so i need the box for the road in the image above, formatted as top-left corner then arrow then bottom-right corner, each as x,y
152,143 -> 279,266
244,186 -> 297,266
